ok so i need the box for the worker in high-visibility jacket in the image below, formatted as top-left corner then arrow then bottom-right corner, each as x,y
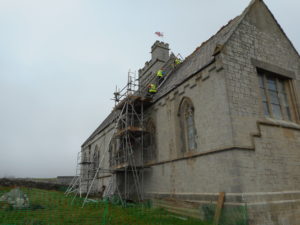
175,58 -> 182,65
156,69 -> 165,85
156,69 -> 165,78
148,84 -> 157,94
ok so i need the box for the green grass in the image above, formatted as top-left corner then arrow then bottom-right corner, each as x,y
0,186 -> 209,225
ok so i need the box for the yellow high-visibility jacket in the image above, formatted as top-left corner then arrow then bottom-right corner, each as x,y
149,84 -> 157,93
175,58 -> 181,65
157,70 -> 163,77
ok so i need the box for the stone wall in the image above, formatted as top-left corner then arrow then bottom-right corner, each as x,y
81,125 -> 114,194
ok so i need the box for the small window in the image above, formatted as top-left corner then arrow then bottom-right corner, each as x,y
258,70 -> 293,121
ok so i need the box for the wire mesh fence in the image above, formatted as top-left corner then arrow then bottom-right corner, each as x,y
201,202 -> 248,225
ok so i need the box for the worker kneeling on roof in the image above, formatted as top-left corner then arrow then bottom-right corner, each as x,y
156,69 -> 165,85
156,69 -> 165,78
175,58 -> 181,65
148,84 -> 157,94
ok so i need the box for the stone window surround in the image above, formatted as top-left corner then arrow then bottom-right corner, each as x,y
251,58 -> 295,79
93,145 -> 100,177
252,58 -> 300,123
258,71 -> 292,120
143,119 -> 157,163
177,97 -> 197,153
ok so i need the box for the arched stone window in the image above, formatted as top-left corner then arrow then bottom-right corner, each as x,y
178,97 -> 197,152
143,120 -> 156,163
109,138 -> 118,166
83,145 -> 92,164
93,145 -> 99,173
83,151 -> 89,163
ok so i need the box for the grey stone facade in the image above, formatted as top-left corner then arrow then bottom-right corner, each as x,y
81,0 -> 300,224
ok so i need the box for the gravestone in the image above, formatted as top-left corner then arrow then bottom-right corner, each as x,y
0,188 -> 30,209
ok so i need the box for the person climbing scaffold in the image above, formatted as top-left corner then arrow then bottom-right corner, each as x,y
156,69 -> 165,85
174,58 -> 181,66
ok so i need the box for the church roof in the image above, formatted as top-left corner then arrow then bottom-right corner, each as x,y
81,13 -> 241,147
82,0 -> 295,147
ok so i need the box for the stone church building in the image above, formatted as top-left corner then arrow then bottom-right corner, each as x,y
80,0 -> 300,224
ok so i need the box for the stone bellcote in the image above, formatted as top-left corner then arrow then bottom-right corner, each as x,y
138,41 -> 170,90
151,41 -> 170,61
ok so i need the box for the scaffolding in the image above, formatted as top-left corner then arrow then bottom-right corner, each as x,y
66,54 -> 183,206
65,144 -> 105,199
109,70 -> 152,201
66,71 -> 150,205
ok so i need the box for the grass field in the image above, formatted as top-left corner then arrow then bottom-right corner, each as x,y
0,186 -> 210,225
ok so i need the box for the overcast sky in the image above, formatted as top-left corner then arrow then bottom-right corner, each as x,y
0,0 -> 299,178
